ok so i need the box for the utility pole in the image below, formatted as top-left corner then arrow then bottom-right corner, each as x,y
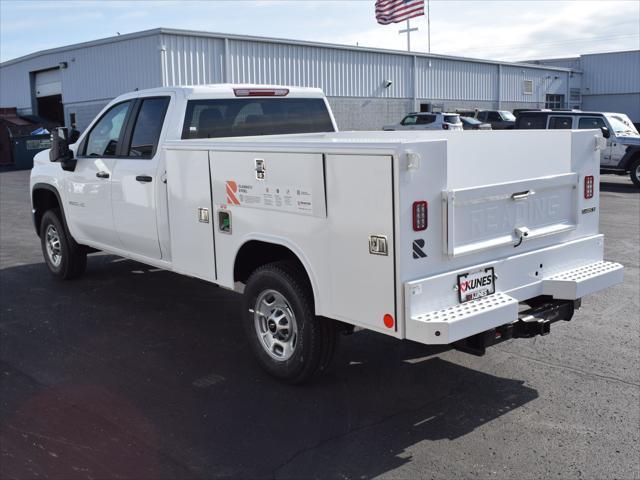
399,18 -> 418,52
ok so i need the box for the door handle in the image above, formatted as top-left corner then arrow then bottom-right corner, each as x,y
136,175 -> 153,183
96,171 -> 110,179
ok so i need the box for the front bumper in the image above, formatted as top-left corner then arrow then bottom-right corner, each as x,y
405,251 -> 623,346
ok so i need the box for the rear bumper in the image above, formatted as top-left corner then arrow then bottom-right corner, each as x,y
404,237 -> 623,345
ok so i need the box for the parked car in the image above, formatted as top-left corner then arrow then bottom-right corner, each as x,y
460,116 -> 491,130
515,110 -> 640,186
383,112 -> 463,131
475,110 -> 516,129
31,84 -> 623,384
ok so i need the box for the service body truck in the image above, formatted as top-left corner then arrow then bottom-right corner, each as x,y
32,85 -> 623,383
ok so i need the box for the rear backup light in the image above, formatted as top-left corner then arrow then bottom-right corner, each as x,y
233,88 -> 289,97
413,201 -> 428,231
584,175 -> 594,199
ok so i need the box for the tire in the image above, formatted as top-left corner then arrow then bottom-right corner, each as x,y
629,157 -> 640,187
242,261 -> 338,384
40,209 -> 87,280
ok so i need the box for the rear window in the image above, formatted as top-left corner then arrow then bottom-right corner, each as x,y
518,115 -> 547,129
444,115 -> 461,124
182,98 -> 335,139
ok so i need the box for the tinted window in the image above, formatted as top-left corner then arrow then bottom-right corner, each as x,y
488,112 -> 502,121
444,115 -> 461,124
85,101 -> 131,156
477,112 -> 487,121
518,115 -> 547,129
549,116 -> 572,129
416,115 -> 435,125
401,115 -> 417,125
578,117 -> 606,130
182,98 -> 334,139
128,97 -> 170,158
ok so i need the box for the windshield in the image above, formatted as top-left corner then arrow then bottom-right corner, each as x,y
605,114 -> 639,136
499,111 -> 516,121
607,114 -> 638,136
461,116 -> 481,125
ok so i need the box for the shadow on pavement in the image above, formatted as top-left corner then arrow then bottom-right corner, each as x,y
600,180 -> 639,193
0,256 -> 538,479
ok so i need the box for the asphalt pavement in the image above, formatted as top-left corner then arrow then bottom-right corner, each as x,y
1,170 -> 638,479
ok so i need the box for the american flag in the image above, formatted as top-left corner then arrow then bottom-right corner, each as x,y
375,0 -> 425,25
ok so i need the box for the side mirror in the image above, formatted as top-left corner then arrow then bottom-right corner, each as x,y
49,127 -> 77,171
69,128 -> 81,144
600,126 -> 611,139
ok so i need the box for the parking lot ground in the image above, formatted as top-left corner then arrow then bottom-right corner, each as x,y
1,170 -> 638,480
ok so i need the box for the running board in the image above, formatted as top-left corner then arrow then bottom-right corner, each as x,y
406,292 -> 519,345
542,261 -> 623,300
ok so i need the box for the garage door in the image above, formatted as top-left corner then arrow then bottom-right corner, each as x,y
34,69 -> 61,98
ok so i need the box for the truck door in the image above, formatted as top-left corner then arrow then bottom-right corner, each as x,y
577,116 -> 610,167
66,100 -> 133,247
111,96 -> 171,260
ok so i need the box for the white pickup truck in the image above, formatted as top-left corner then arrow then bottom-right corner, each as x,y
31,84 -> 623,383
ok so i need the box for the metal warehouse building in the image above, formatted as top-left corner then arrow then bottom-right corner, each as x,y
531,50 -> 640,124
2,27 -> 629,132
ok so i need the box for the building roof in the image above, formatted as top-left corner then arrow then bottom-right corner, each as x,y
0,27 -> 576,72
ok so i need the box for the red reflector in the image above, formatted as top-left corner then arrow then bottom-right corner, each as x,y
383,314 -> 394,329
413,201 -> 428,231
234,88 -> 289,97
442,123 -> 449,130
584,175 -> 594,199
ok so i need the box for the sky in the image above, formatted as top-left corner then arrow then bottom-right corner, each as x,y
1,0 -> 639,63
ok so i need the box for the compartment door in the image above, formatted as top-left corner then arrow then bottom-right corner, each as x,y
325,154 -> 397,333
166,150 -> 216,282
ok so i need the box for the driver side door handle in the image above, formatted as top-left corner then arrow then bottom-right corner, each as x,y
136,175 -> 153,183
96,171 -> 110,179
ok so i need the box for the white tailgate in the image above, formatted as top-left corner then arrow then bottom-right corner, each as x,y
444,173 -> 578,257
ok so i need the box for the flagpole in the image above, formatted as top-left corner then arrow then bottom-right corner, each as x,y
427,0 -> 431,53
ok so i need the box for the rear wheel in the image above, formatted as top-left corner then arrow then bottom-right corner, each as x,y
40,209 -> 87,280
630,157 -> 640,187
242,262 -> 338,384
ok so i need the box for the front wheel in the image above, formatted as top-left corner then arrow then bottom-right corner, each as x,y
242,262 -> 338,384
629,157 -> 640,187
40,209 -> 87,280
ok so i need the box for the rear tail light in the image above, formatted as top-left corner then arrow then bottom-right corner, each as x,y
413,201 -> 428,231
442,123 -> 449,130
584,175 -> 594,199
233,88 -> 289,97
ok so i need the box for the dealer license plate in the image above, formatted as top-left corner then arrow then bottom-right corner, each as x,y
457,267 -> 495,303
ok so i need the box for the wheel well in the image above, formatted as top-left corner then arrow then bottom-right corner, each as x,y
32,187 -> 60,236
234,240 -> 312,288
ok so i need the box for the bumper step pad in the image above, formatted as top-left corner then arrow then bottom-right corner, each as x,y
408,292 -> 519,345
542,261 -> 623,300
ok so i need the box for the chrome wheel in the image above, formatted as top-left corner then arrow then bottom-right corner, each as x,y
45,224 -> 62,268
254,289 -> 298,361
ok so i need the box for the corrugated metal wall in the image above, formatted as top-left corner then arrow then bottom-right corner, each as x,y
501,65 -> 568,103
580,51 -> 640,95
415,57 -> 496,101
0,35 -> 162,111
160,34 -> 225,86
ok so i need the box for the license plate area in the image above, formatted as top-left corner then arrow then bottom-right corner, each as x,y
457,267 -> 495,303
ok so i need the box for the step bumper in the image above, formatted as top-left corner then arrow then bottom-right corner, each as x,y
405,260 -> 623,345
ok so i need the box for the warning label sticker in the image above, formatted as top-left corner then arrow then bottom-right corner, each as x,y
226,180 -> 314,215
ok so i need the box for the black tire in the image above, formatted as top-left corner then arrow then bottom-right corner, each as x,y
629,157 -> 640,187
242,261 -> 338,384
40,209 -> 87,280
